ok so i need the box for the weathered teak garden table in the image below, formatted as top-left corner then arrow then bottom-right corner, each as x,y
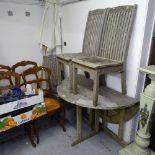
57,75 -> 138,146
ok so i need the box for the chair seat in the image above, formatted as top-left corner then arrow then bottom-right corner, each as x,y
72,56 -> 123,69
44,98 -> 62,113
57,53 -> 87,62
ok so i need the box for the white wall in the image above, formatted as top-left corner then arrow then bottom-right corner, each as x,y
61,0 -> 150,143
0,2 -> 44,66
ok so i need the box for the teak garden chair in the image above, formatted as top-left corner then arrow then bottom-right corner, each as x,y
57,9 -> 109,90
72,5 -> 137,106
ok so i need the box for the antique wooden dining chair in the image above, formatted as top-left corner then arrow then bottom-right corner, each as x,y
72,5 -> 137,106
0,71 -> 39,147
12,60 -> 38,87
57,9 -> 110,90
0,64 -> 13,86
0,64 -> 11,72
22,66 -> 66,142
0,71 -> 20,91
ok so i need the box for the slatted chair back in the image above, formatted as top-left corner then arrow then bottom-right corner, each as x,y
98,5 -> 137,63
82,9 -> 109,56
12,60 -> 38,86
0,64 -> 11,72
22,66 -> 52,97
0,71 -> 20,92
0,65 -> 13,85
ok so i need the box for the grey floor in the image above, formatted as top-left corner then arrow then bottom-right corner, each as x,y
0,103 -> 122,155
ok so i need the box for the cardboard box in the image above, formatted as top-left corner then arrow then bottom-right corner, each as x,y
0,102 -> 46,132
0,90 -> 44,115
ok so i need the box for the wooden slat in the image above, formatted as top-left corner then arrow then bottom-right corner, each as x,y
98,5 -> 137,62
82,9 -> 110,56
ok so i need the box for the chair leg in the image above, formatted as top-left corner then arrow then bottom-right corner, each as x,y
33,121 -> 39,144
55,106 -> 66,132
60,106 -> 66,132
89,109 -> 95,129
93,71 -> 99,106
84,71 -> 90,79
24,123 -> 36,147
121,71 -> 127,94
99,74 -> 106,86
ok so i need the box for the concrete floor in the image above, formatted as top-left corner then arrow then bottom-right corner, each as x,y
0,103 -> 122,155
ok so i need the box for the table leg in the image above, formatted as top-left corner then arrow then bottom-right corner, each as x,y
94,110 -> 99,132
118,109 -> 125,143
71,106 -> 98,146
76,105 -> 82,139
89,109 -> 95,129
102,110 -> 107,131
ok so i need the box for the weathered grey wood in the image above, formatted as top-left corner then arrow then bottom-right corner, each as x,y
57,75 -> 138,110
56,8 -> 110,88
71,105 -> 99,146
57,53 -> 87,62
89,109 -> 95,129
71,131 -> 97,146
57,75 -> 139,146
118,108 -> 125,143
73,63 -> 78,94
43,55 -> 57,93
98,5 -> 137,62
102,110 -> 107,131
121,70 -> 127,94
98,103 -> 139,124
72,57 -> 123,69
99,74 -> 106,86
94,110 -> 99,132
82,9 -> 109,56
103,126 -> 127,147
69,61 -> 73,92
57,60 -> 62,85
76,105 -> 82,139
